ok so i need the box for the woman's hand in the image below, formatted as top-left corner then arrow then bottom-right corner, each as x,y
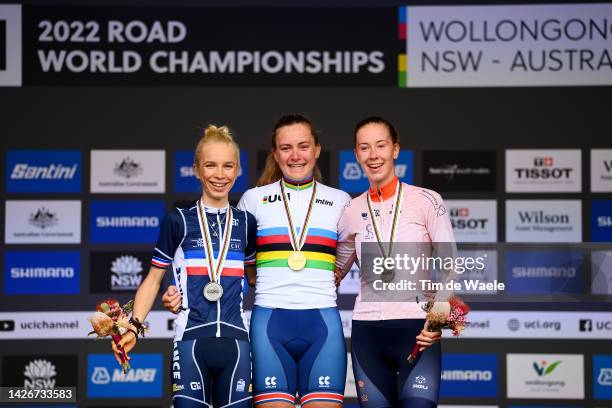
162,285 -> 182,314
112,329 -> 137,365
415,320 -> 442,352
334,267 -> 344,287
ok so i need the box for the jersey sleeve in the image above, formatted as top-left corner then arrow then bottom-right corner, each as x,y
336,199 -> 357,275
425,191 -> 456,243
244,210 -> 257,266
151,208 -> 185,269
237,188 -> 258,218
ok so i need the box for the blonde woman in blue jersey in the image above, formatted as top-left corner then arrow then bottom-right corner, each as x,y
116,125 -> 257,408
165,114 -> 349,408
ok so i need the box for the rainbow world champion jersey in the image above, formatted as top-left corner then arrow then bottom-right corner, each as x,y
151,203 -> 256,342
238,177 -> 351,309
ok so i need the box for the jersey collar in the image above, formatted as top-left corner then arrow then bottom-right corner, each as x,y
282,174 -> 314,191
369,176 -> 399,202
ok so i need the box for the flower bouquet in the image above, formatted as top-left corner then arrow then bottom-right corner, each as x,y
88,298 -> 135,373
408,295 -> 469,364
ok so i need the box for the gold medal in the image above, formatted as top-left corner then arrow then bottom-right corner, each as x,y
203,282 -> 224,301
287,251 -> 307,271
279,179 -> 317,273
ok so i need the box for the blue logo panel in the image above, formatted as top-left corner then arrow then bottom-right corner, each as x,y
338,149 -> 413,192
592,200 -> 612,242
89,200 -> 165,244
6,150 -> 82,193
3,251 -> 80,295
87,353 -> 163,398
594,355 -> 612,399
506,250 -> 584,294
440,353 -> 498,397
174,150 -> 248,193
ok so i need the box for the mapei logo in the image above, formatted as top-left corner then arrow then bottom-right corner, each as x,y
6,150 -> 82,192
113,157 -> 143,179
87,354 -> 162,398
0,5 -> 21,87
594,355 -> 612,399
599,368 -> 612,386
533,360 -> 561,377
339,150 -> 413,192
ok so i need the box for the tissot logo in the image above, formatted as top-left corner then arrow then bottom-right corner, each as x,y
1,355 -> 78,389
91,150 -> 165,193
446,200 -> 497,242
422,151 -> 496,192
90,252 -> 149,293
6,150 -> 82,192
506,149 -> 581,192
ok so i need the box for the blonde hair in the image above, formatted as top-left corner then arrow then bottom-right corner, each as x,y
194,124 -> 240,168
256,114 -> 323,186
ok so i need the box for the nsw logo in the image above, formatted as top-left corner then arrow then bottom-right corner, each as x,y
1,355 -> 78,389
174,150 -> 248,193
90,200 -> 164,244
6,150 -> 82,192
338,150 -> 413,192
87,354 -> 162,398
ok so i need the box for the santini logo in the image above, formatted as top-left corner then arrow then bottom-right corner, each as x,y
96,216 -> 159,228
11,163 -> 77,180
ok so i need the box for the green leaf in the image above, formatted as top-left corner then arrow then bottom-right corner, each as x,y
544,360 -> 561,375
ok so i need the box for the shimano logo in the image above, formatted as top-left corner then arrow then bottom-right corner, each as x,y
441,370 -> 492,381
180,166 -> 194,177
11,267 -> 74,279
96,216 -> 159,228
512,267 -> 576,278
11,163 -> 78,180
598,216 -> 612,228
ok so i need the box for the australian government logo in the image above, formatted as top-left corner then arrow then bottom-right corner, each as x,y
91,150 -> 165,193
5,200 -> 81,244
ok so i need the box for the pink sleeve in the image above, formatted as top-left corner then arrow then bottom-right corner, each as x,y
336,201 -> 357,276
426,192 -> 456,243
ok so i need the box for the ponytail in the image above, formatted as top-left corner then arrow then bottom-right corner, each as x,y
194,124 -> 240,168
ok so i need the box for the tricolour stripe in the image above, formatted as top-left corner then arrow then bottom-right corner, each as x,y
186,267 -> 244,277
300,392 -> 343,404
254,392 -> 295,404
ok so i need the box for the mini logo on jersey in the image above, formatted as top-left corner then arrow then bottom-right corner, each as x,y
173,383 -> 184,392
91,367 -> 111,384
111,255 -> 143,290
190,381 -> 202,390
192,238 -> 205,248
113,157 -> 143,179
236,378 -> 246,392
264,376 -> 277,388
413,375 -> 429,390
23,359 -> 57,389
29,207 -> 58,229
319,375 -> 331,387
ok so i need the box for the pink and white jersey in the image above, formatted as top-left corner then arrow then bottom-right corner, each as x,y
336,177 -> 456,321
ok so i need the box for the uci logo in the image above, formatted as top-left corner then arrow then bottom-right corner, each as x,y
318,376 -> 331,387
264,376 -> 277,387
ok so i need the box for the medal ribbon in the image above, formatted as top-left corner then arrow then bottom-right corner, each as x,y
366,181 -> 403,258
279,179 -> 317,252
197,200 -> 233,284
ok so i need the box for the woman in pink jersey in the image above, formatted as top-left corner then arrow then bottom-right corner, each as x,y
336,117 -> 456,408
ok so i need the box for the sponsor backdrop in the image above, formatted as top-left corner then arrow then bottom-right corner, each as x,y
1,0 -> 611,407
